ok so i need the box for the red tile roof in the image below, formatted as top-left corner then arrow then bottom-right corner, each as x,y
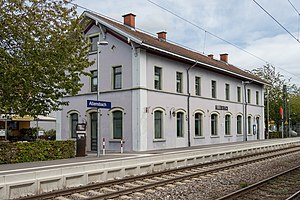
84,11 -> 267,85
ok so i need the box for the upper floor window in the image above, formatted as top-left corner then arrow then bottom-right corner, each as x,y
154,67 -> 162,90
112,110 -> 123,139
177,112 -> 184,137
91,70 -> 97,92
176,72 -> 183,93
247,89 -> 251,103
113,66 -> 122,89
211,113 -> 218,136
256,91 -> 259,105
154,110 -> 163,139
237,86 -> 241,102
195,76 -> 201,96
70,113 -> 78,138
195,113 -> 203,136
89,35 -> 99,52
225,114 -> 231,135
225,84 -> 230,100
212,80 -> 217,98
237,115 -> 242,134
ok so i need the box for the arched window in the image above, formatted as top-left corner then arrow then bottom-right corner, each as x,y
237,115 -> 242,135
177,112 -> 184,137
154,110 -> 163,139
225,114 -> 231,135
211,114 -> 218,136
256,117 -> 260,136
113,110 -> 123,139
195,113 -> 203,136
70,113 -> 78,138
248,116 -> 252,135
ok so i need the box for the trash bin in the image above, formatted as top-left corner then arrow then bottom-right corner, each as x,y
76,133 -> 86,157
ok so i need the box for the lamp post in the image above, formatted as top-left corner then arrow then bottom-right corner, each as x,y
243,81 -> 252,142
97,40 -> 108,157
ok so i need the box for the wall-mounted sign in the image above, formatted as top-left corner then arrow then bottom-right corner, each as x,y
87,100 -> 112,109
215,105 -> 228,111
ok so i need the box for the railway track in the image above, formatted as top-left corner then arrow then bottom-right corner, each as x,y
17,145 -> 300,200
217,164 -> 300,200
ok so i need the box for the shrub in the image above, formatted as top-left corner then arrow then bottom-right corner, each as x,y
0,140 -> 75,164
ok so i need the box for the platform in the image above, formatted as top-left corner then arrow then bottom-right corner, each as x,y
1,138 -> 300,199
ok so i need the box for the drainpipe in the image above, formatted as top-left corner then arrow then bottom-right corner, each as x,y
187,61 -> 198,147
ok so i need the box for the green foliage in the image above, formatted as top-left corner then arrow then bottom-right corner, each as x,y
44,129 -> 56,140
0,140 -> 75,164
0,0 -> 93,117
251,65 -> 300,130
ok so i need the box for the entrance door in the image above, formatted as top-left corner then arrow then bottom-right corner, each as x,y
90,112 -> 98,151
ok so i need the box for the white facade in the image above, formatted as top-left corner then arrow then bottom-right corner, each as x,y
57,12 -> 266,152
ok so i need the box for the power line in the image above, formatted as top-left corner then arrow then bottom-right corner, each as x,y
253,0 -> 300,43
287,0 -> 300,41
288,0 -> 300,15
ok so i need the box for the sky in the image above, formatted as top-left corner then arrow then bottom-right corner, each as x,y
73,0 -> 300,86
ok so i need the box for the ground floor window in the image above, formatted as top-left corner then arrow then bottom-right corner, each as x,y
154,110 -> 163,139
113,110 -> 123,139
195,113 -> 203,136
177,112 -> 184,137
237,115 -> 242,134
70,113 -> 78,138
248,116 -> 252,135
225,114 -> 231,135
211,113 -> 218,136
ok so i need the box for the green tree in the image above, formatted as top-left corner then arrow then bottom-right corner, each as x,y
251,65 -> 300,132
0,0 -> 92,116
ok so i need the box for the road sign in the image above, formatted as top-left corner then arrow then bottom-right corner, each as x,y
87,100 -> 112,109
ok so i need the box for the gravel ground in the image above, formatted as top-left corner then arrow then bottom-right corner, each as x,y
133,152 -> 300,200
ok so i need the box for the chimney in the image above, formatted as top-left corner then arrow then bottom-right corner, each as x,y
122,13 -> 136,28
157,31 -> 167,41
208,54 -> 214,59
220,53 -> 228,63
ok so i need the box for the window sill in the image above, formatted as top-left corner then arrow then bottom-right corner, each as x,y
88,51 -> 97,55
210,135 -> 220,138
153,139 -> 166,142
236,134 -> 243,137
109,139 -> 124,143
224,135 -> 233,137
194,136 -> 205,139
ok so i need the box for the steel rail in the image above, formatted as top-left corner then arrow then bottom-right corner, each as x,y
217,164 -> 300,200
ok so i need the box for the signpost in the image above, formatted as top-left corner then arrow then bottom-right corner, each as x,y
87,100 -> 111,157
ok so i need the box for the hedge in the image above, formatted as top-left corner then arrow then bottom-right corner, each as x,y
0,140 -> 75,164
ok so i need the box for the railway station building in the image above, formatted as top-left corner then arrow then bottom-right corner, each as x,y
56,11 -> 267,152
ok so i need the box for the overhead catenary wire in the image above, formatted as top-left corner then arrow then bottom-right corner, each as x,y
287,0 -> 300,41
253,0 -> 300,43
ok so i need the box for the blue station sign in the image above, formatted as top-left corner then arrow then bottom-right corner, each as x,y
87,100 -> 112,109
